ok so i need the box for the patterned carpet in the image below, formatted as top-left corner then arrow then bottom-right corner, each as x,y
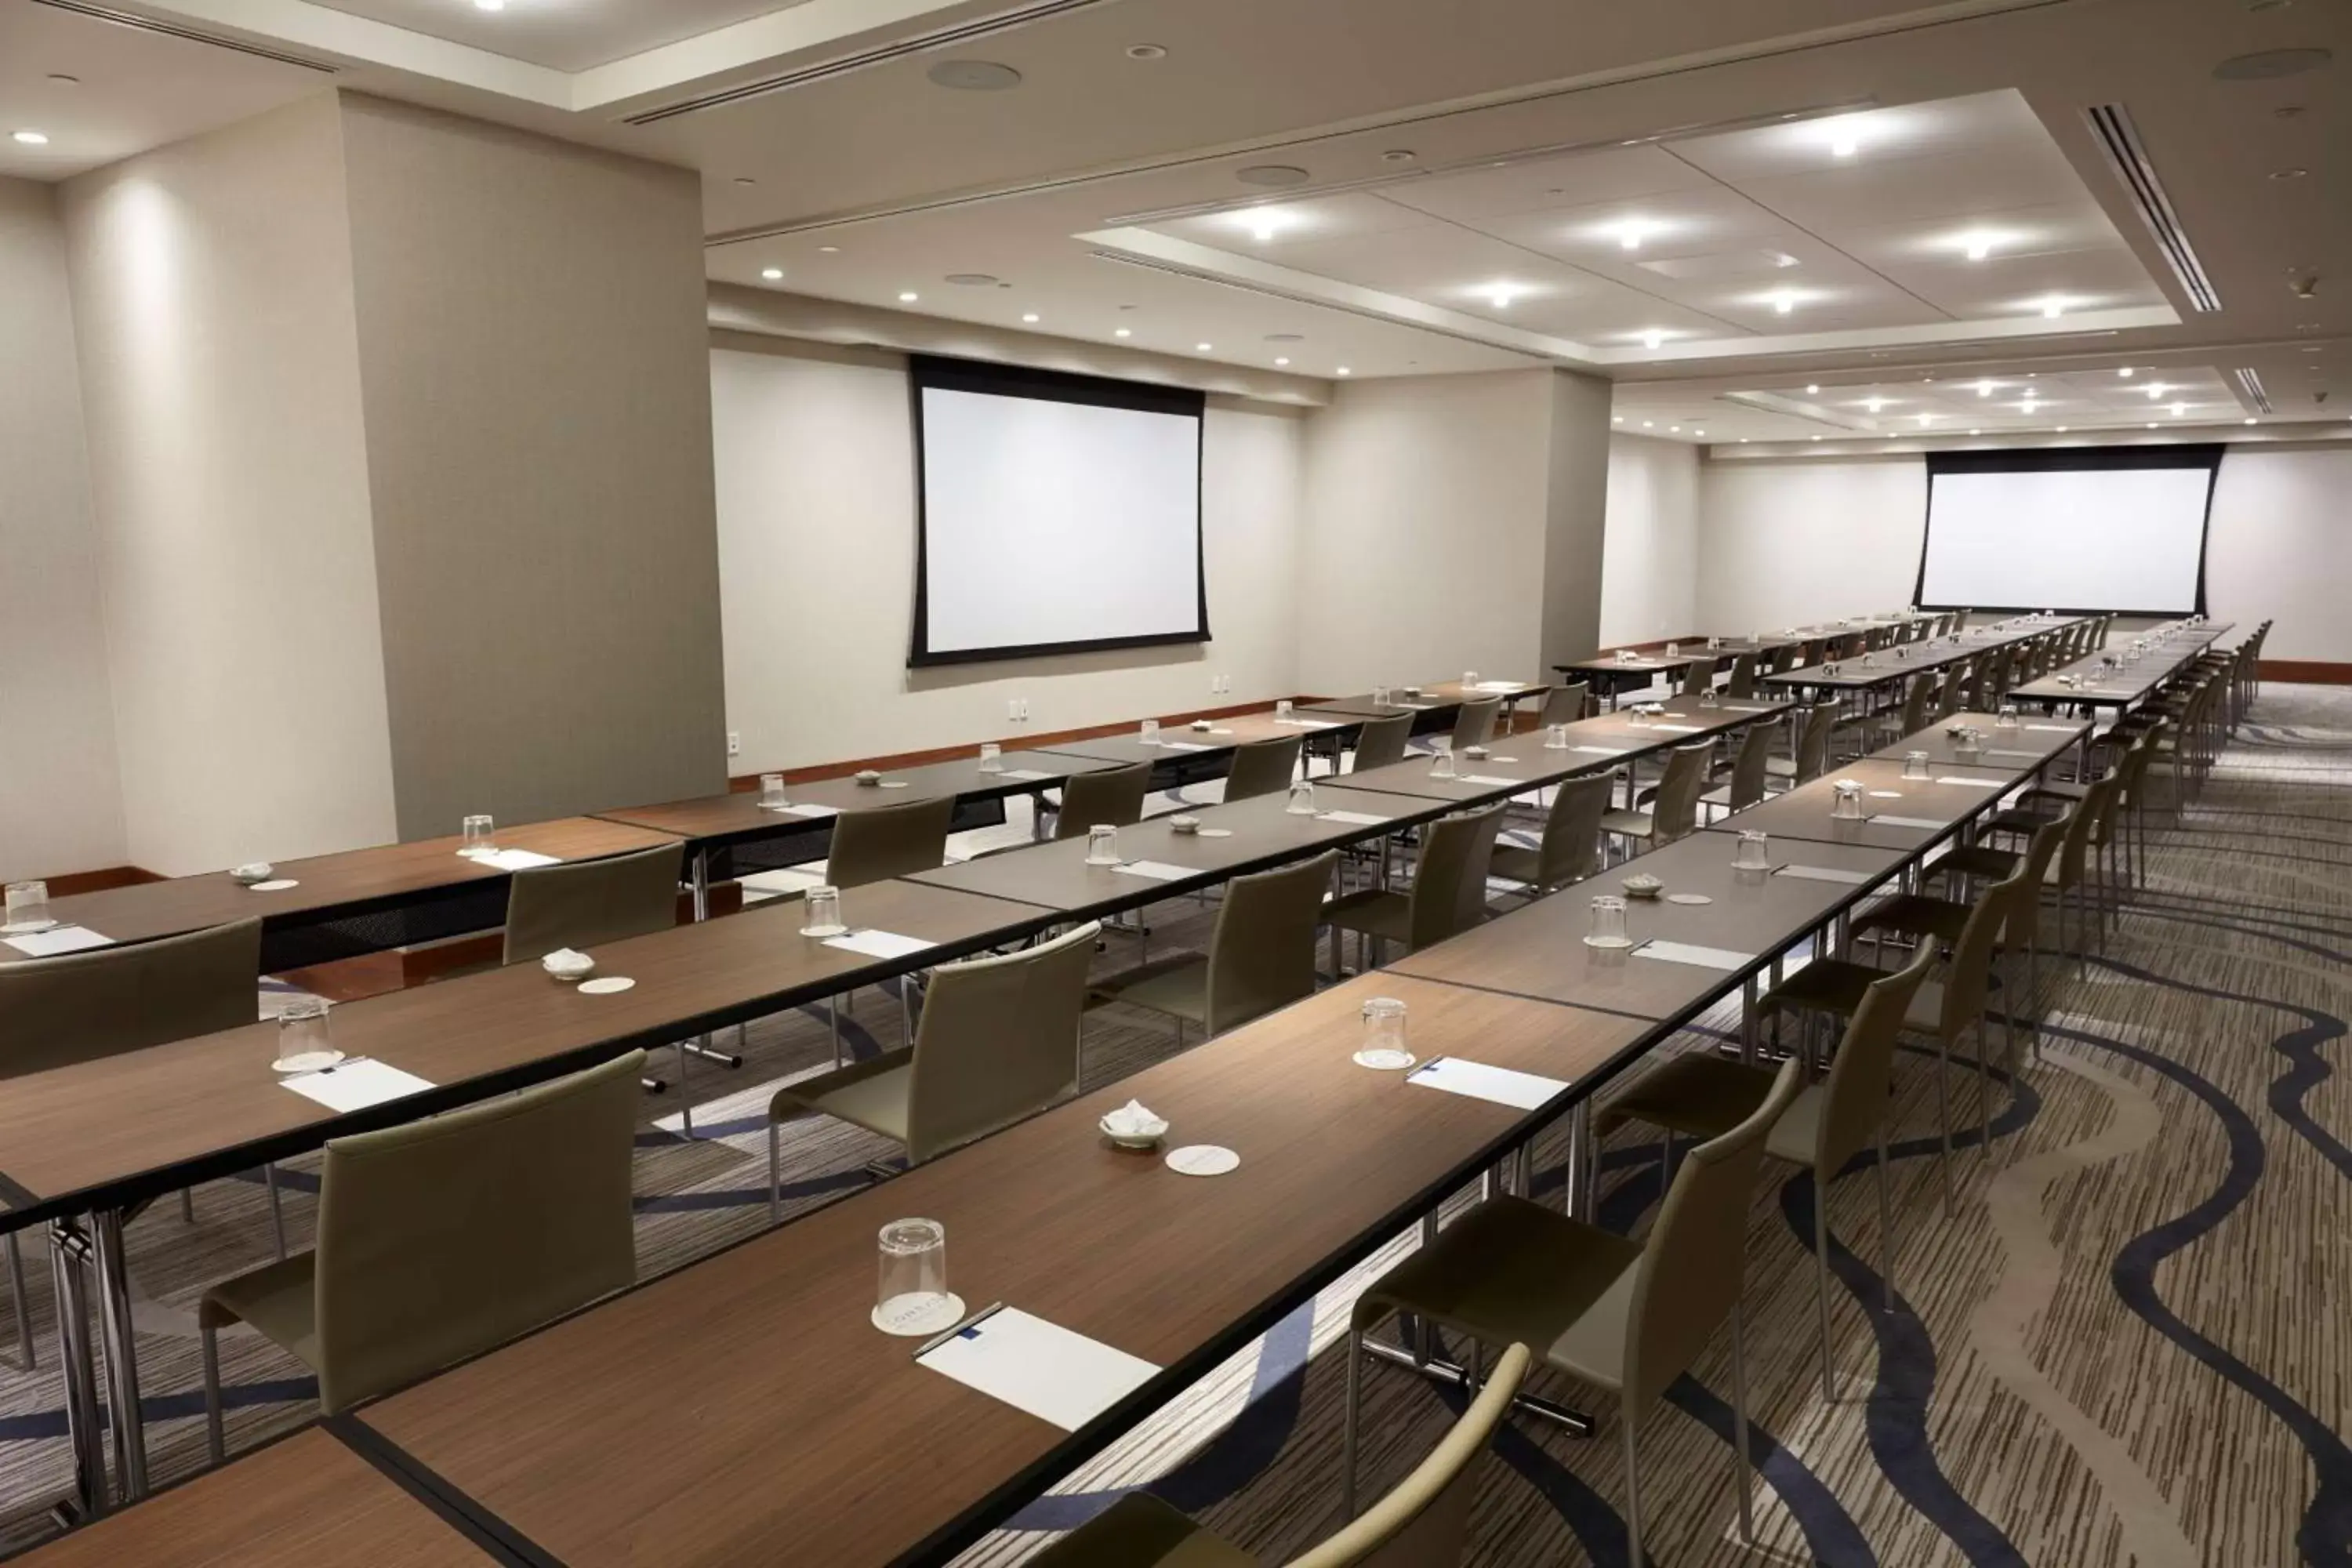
4,684 -> 2347,1566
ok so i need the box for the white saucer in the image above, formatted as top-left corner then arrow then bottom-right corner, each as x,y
873,1291 -> 966,1338
1353,1048 -> 1417,1071
800,923 -> 848,938
578,976 -> 636,996
1083,855 -> 1122,867
1194,828 -> 1235,838
249,879 -> 301,892
1582,935 -> 1637,950
1167,1145 -> 1240,1177
1666,893 -> 1714,906
272,1050 -> 345,1074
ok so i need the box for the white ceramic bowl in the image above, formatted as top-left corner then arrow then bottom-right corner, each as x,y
1168,815 -> 1202,834
230,862 -> 274,886
1100,1113 -> 1169,1149
1621,873 -> 1664,898
542,952 -> 596,982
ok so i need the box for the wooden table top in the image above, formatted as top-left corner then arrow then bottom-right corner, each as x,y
1391,832 -> 1903,1019
1760,619 -> 2085,694
1701,757 -> 2013,851
1554,652 -> 1696,679
2009,626 -> 2230,708
3,818 -> 684,967
1299,692 -> 1459,720
594,751 -> 1112,847
905,786 -> 1442,922
354,973 -> 1650,1568
1568,695 -> 1791,750
1339,744 -> 1601,805
9,1428 -> 493,1566
1869,712 -> 2089,771
1413,678 -> 1544,703
0,880 -> 1051,1232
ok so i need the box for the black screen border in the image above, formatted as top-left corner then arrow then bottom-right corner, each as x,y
908,354 -> 1210,669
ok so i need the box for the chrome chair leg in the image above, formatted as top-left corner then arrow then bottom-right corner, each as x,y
263,1166 -> 287,1261
1621,1401 -> 1646,1568
1876,1127 -> 1898,1312
1342,1325 -> 1364,1519
201,1319 -> 225,1465
768,1121 -> 782,1225
1730,1294 -> 1756,1544
1813,1180 -> 1838,1399
4,1233 -> 31,1371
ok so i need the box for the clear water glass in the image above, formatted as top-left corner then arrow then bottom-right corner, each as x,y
1831,782 -> 1867,820
1665,641 -> 1680,658
1996,705 -> 2019,729
1372,684 -> 1392,706
1588,895 -> 1628,945
1699,688 -> 1720,709
1140,717 -> 1161,744
1356,996 -> 1413,1069
1734,830 -> 1771,870
1462,670 -> 1479,690
1903,750 -> 1931,780
1708,636 -> 1722,651
1276,699 -> 1294,720
1544,723 -> 1570,750
1087,824 -> 1120,864
460,814 -> 496,856
2,880 -> 52,933
874,1218 -> 953,1336
977,743 -> 1002,774
800,885 -> 846,937
1287,780 -> 1317,815
1617,648 -> 1636,664
1954,727 -> 1983,757
758,772 -> 788,808
1430,749 -> 1457,779
273,997 -> 337,1073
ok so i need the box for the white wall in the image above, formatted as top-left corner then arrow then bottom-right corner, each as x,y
0,178 -> 125,881
711,336 -> 1303,770
1696,455 -> 1929,635
62,94 -> 400,876
2206,445 -> 2352,663
1599,434 -> 1700,648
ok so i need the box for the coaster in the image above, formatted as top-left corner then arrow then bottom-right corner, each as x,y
879,780 -> 911,789
1867,789 -> 1904,799
1581,935 -> 1637,950
872,1291 -> 966,1338
1194,828 -> 1235,838
800,923 -> 848,938
1167,1145 -> 1240,1177
271,1050 -> 345,1074
249,879 -> 300,892
1353,1048 -> 1417,1071
578,976 -> 636,996
0,920 -> 59,935
1083,855 -> 1122,867
1666,893 -> 1715,906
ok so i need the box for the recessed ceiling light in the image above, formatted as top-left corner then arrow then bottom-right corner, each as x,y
898,291 -> 919,303
474,0 -> 503,9
1196,342 -> 1212,352
2212,47 -> 2332,81
1670,425 -> 1682,432
1865,397 -> 1886,412
1335,366 -> 1352,376
1480,281 -> 1523,309
1970,429 -> 1981,436
1772,291 -> 1796,314
1977,380 -> 1995,397
1811,435 -> 1824,441
2147,422 -> 2158,429
2270,167 -> 2309,180
1020,312 -> 1039,323
1236,165 -> 1310,187
1917,412 -> 1933,426
1236,207 -> 1294,243
1739,437 -> 1750,443
1616,220 -> 1650,251
2171,401 -> 2187,416
2041,299 -> 2065,318
1694,430 -> 1705,437
1642,420 -> 1653,428
1962,232 -> 1994,262
2245,416 -> 2259,425
2118,367 -> 2134,378
1114,327 -> 1132,339
1125,42 -> 1167,60
733,176 -> 757,187
2146,383 -> 2168,398
927,60 -> 1022,90
2056,426 -> 2069,432
1380,149 -> 1417,164
818,245 -> 840,254
1642,329 -> 1665,350
10,130 -> 49,146
1274,357 -> 1290,367
760,267 -> 783,281
1613,416 -> 1624,423
1806,384 -> 1820,394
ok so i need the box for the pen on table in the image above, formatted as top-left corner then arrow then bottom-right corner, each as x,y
914,1300 -> 1007,1359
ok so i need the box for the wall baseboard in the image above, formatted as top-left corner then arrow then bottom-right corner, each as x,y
2260,660 -> 2352,685
41,865 -> 166,897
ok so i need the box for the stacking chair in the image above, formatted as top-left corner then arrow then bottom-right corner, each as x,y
200,1048 -> 644,1460
1090,852 -> 1338,1048
1348,712 -> 1414,774
1765,701 -> 1838,792
1723,652 -> 1759,700
1602,951 -> 1934,1399
1931,666 -> 1969,723
2,917 -> 263,1367
502,844 -> 681,964
1537,681 -> 1589,726
1677,654 -> 1720,697
1602,741 -> 1713,862
827,794 -> 957,886
1490,774 -> 1610,897
1874,673 -> 1934,747
767,923 -> 1100,1213
1047,761 -> 1152,840
1345,1057 -> 1805,1564
1224,735 -> 1304,802
1323,804 -> 1504,970
1037,1344 -> 1531,1568
1699,722 -> 1773,822
1449,696 -> 1504,751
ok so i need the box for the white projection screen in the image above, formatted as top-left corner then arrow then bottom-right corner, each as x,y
910,356 -> 1207,666
1917,448 -> 2220,615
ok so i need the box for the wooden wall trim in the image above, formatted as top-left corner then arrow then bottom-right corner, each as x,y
2260,660 -> 2352,686
39,866 -> 167,898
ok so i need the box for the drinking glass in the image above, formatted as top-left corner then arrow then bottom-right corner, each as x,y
1087,825 -> 1120,864
2,880 -> 52,933
1617,648 -> 1636,665
1356,996 -> 1413,1069
1707,636 -> 1722,651
1430,749 -> 1457,779
758,772 -> 788,809
1462,670 -> 1479,688
460,814 -> 496,857
1544,723 -> 1570,750
1588,895 -> 1629,946
1372,684 -> 1392,707
1734,830 -> 1771,871
977,743 -> 1003,774
1903,750 -> 1931,780
1699,688 -> 1721,709
1996,705 -> 2019,729
873,1218 -> 955,1337
1139,718 -> 1161,744
1287,780 -> 1317,815
273,997 -> 338,1073
1831,782 -> 1866,820
1665,641 -> 1680,658
1276,699 -> 1294,720
1953,727 -> 1984,757
800,885 -> 846,937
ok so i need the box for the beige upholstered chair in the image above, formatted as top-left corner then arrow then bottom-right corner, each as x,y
1050,762 -> 1152,840
1449,696 -> 1504,750
1700,722 -> 1773,822
1490,774 -> 1610,896
1537,681 -> 1589,726
1091,851 -> 1338,1047
1723,653 -> 1759,700
1033,1344 -> 1531,1568
198,1048 -> 645,1459
1765,701 -> 1838,789
1600,740 -> 1714,861
1348,712 -> 1414,774
826,794 -> 957,887
766,923 -> 1101,1213
502,844 -> 682,964
1874,673 -> 1934,748
1323,804 -> 1504,969
1677,653 -> 1720,696
1346,1058 -> 1805,1564
1223,735 -> 1303,803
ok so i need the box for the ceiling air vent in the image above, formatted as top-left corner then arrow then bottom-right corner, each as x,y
31,0 -> 335,71
2082,103 -> 2220,314
2233,368 -> 2274,415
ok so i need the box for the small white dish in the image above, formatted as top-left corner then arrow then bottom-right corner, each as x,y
230,862 -> 274,886
1194,827 -> 1235,838
1190,720 -> 1213,731
1621,874 -> 1664,899
577,976 -> 635,996
1168,815 -> 1202,834
1100,1099 -> 1170,1149
855,770 -> 884,786
541,948 -> 596,982
1463,745 -> 1490,760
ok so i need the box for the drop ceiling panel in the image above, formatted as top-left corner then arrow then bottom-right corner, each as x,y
1376,143 -> 1719,223
1151,192 -> 1449,251
1667,90 -> 2051,184
1731,144 -> 2092,234
304,0 -> 796,72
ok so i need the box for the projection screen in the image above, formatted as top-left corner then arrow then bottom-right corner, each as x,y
909,355 -> 1207,666
1915,447 -> 2220,615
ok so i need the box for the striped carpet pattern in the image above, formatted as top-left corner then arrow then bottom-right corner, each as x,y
5,688 -> 2348,1566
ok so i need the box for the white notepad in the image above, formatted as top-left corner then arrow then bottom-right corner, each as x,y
1405,1056 -> 1570,1111
823,929 -> 935,961
1115,860 -> 1199,882
2024,724 -> 2077,733
1276,718 -> 1338,729
785,804 -> 840,818
280,1058 -> 435,1113
1159,741 -> 1213,752
996,768 -> 1054,782
1870,815 -> 1945,831
460,848 -> 561,871
917,1307 -> 1160,1432
1458,774 -> 1523,787
1650,723 -> 1705,734
3,925 -> 114,958
1982,749 -> 2042,760
1935,776 -> 2005,788
1572,746 -> 1629,757
1316,810 -> 1391,826
1635,940 -> 1756,970
1474,681 -> 1523,693
1776,863 -> 1877,885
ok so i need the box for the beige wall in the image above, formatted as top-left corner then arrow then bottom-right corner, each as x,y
711,336 -> 1303,769
61,95 -> 398,877
1599,434 -> 1701,648
0,178 -> 125,881
1540,368 -> 1613,670
339,95 -> 726,834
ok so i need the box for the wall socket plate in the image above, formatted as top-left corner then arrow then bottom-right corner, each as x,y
727,731 -> 741,756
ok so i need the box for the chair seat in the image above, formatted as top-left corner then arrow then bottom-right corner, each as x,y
1928,844 -> 2018,882
1598,808 -> 1654,838
1489,843 -> 1548,887
1359,1196 -> 1641,1392
1324,885 -> 1411,942
1983,806 -> 2058,837
1763,757 -> 1799,778
1760,956 -> 1882,1018
198,1252 -> 320,1369
1026,1493 -> 1254,1568
1090,953 -> 1209,1026
1852,892 -> 1969,943
771,1056 -> 913,1144
1601,1052 -> 1776,1144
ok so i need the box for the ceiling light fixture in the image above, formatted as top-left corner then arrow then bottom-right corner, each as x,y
2245,416 -> 2258,425
2146,383 -> 2167,398
1239,208 -> 1292,243
1670,425 -> 1682,433
1335,366 -> 1352,376
1613,416 -> 1624,423
1114,327 -> 1131,339
1381,149 -> 1417,164
1616,220 -> 1650,251
898,291 -> 919,303
1806,383 -> 1820,394
1236,165 -> 1310,187
2147,422 -> 2159,429
1962,233 -> 1994,262
1917,412 -> 1934,426
1970,429 -> 1981,436
1865,397 -> 1886,412
760,267 -> 782,281
474,0 -> 503,9
1479,282 -> 1525,310
2171,401 -> 2187,416
2118,367 -> 2135,378
2041,298 -> 2065,318
927,60 -> 1022,90
1772,291 -> 1796,314
818,245 -> 840,254
1274,357 -> 1290,366
1693,429 -> 1705,437
1977,380 -> 1995,397
10,130 -> 49,145
1125,43 -> 1167,60
1642,421 -> 1653,428
1642,329 -> 1665,350
1021,312 -> 1039,323
1196,342 -> 1212,352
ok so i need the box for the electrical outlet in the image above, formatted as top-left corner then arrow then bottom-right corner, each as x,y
1008,699 -> 1021,721
1018,698 -> 1031,720
727,731 -> 741,757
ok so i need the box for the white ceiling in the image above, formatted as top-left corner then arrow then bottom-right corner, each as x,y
304,0 -> 798,73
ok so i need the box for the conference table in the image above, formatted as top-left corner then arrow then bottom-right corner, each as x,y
1761,616 -> 2088,714
1868,710 -> 2093,775
2008,622 -> 2233,713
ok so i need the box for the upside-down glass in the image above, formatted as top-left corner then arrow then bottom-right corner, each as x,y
1276,699 -> 1294,721
1588,895 -> 1629,946
1372,684 -> 1393,707
1734,829 -> 1771,871
1430,747 -> 1457,779
1708,636 -> 1722,651
1617,648 -> 1636,665
1087,824 -> 1120,865
874,1218 -> 953,1337
977,742 -> 1002,774
1996,705 -> 2019,729
1544,723 -> 1570,750
1140,717 -> 1161,744
1287,780 -> 1317,815
2,880 -> 52,934
1903,750 -> 1931,780
1665,641 -> 1680,659
1357,996 -> 1413,1069
801,885 -> 845,938
273,997 -> 338,1073
758,772 -> 788,809
1831,781 -> 1867,820
460,814 -> 496,857
1954,727 -> 1984,757
1462,670 -> 1479,689
1699,688 -> 1721,709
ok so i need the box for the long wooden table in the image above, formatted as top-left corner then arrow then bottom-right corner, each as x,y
2008,623 -> 2232,712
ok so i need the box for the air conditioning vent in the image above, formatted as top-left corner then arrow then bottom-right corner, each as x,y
31,0 -> 334,71
2082,103 -> 2220,314
2233,368 -> 2274,414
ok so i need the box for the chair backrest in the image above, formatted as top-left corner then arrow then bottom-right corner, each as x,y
312,1047 -> 644,1410
502,844 -> 683,964
1725,652 -> 1759,700
1809,946 -> 1936,1175
1224,735 -> 1304,802
1450,697 -> 1504,750
1286,1343 -> 1533,1568
1206,852 -> 1339,1035
1894,673 -> 1933,738
2001,813 -> 2069,957
1350,712 -> 1415,773
1408,804 -> 1507,950
1678,655 -> 1719,697
1721,724 -> 1773,815
0,918 -> 260,1079
1932,666 -> 1968,723
906,921 -> 1101,1163
1624,1055 -> 1804,1406
1538,682 -> 1588,726
1528,774 -> 1613,890
827,794 -> 957,887
1051,762 -> 1153,841
1649,741 -> 1715,843
2053,774 -> 2117,890
1794,702 -> 1838,785
1934,871 -> 2020,1044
